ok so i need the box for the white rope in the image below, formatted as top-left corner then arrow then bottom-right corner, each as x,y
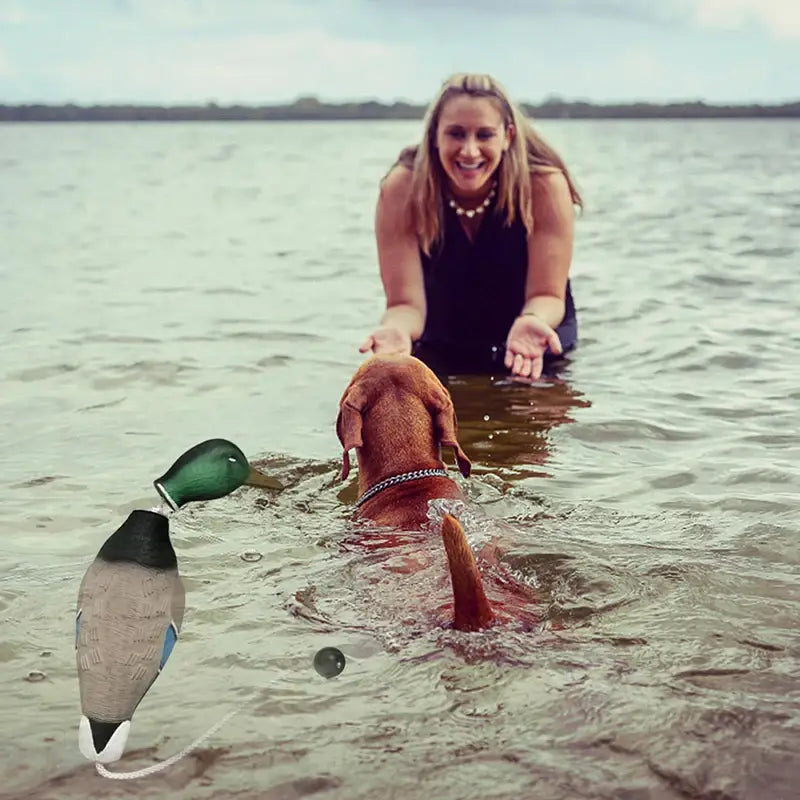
94,704 -> 242,780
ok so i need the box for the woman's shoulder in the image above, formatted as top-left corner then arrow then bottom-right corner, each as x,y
380,144 -> 416,187
529,169 -> 574,214
379,162 -> 413,208
529,168 -> 569,194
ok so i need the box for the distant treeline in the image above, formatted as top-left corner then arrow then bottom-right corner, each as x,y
2,96 -> 799,121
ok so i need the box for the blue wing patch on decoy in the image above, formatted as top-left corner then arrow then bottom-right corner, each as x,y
75,609 -> 82,648
159,622 -> 179,671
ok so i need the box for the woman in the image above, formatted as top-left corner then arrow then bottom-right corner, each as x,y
359,73 -> 583,380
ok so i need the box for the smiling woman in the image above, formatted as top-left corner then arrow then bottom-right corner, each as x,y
360,72 -> 584,381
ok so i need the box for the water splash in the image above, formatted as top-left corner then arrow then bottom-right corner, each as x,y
426,498 -> 540,592
426,498 -> 488,546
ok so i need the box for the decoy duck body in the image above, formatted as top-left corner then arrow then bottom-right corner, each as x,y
76,439 -> 275,763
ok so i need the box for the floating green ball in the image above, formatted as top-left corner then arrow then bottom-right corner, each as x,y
313,647 -> 346,679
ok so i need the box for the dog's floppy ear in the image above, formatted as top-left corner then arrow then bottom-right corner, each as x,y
335,387 -> 366,481
431,390 -> 471,478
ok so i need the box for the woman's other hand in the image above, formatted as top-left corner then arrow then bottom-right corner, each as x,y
504,314 -> 562,380
359,326 -> 413,356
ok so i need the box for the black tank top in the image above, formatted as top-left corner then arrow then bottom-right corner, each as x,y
413,205 -> 577,375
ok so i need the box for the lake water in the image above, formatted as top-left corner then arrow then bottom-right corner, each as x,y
1,119 -> 798,799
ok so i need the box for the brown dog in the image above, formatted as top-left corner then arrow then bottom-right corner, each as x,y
336,353 -> 495,631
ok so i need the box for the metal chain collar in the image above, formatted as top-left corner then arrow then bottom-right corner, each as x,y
355,469 -> 450,508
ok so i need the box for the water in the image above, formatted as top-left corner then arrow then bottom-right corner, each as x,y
1,119 -> 798,799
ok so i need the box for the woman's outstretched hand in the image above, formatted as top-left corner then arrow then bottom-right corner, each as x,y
504,314 -> 562,380
359,326 -> 413,356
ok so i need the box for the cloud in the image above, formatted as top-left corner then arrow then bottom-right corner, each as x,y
374,0 -> 800,38
2,0 -> 797,103
0,0 -> 40,24
573,44 -> 699,103
51,29 -> 421,103
612,47 -> 668,87
0,0 -> 329,33
690,0 -> 800,38
370,0 -> 683,26
112,0 -> 218,29
110,0 -> 335,33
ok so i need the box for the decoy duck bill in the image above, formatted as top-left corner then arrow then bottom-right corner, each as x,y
245,465 -> 282,489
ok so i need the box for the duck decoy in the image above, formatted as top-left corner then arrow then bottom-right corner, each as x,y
75,439 -> 276,763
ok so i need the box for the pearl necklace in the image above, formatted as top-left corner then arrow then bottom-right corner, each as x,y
447,182 -> 497,219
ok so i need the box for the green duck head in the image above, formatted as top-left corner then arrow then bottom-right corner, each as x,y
153,438 -> 280,510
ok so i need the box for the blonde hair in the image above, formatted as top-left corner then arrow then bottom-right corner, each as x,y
390,73 -> 583,256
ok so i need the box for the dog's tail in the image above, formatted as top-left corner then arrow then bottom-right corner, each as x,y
440,514 -> 494,631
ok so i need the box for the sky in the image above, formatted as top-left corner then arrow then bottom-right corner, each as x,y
0,0 -> 798,106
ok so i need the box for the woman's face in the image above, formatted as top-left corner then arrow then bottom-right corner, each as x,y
434,94 -> 513,199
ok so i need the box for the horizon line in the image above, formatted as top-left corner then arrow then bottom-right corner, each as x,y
2,96 -> 800,109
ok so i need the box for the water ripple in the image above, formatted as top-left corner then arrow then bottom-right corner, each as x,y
1,119 -> 799,800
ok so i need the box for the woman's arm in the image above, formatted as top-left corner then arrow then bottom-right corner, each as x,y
360,166 -> 427,355
504,171 -> 576,378
520,170 -> 575,326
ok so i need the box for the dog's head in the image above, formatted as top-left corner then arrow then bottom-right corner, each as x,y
336,354 -> 471,481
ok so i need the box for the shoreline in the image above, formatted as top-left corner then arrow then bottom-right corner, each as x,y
2,99 -> 799,122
